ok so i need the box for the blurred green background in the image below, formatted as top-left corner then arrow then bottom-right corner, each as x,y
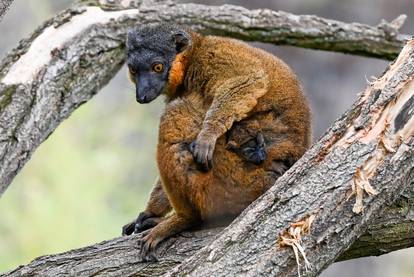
0,0 -> 413,276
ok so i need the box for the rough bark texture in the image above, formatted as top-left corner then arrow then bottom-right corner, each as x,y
339,184 -> 414,261
3,185 -> 413,276
0,0 -> 13,21
0,0 -> 413,276
81,0 -> 411,60
0,4 -> 138,196
137,3 -> 410,60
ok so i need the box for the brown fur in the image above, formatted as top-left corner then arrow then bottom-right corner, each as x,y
133,32 -> 311,258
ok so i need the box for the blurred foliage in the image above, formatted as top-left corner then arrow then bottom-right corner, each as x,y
0,0 -> 413,275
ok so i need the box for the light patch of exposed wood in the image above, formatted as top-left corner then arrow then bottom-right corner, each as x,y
2,7 -> 138,85
337,41 -> 414,213
278,214 -> 316,277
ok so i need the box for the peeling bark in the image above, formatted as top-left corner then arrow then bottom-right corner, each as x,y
339,184 -> 414,261
0,0 -> 413,276
3,184 -> 413,277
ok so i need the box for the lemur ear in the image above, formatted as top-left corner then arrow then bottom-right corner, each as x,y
173,31 -> 190,53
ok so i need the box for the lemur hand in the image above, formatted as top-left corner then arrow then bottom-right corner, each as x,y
190,133 -> 217,171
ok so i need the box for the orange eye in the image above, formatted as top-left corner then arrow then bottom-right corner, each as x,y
128,65 -> 136,75
152,63 -> 164,73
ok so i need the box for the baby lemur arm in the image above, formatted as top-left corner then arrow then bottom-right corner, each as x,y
191,72 -> 268,170
122,178 -> 172,235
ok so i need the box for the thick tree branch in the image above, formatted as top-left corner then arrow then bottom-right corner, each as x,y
139,4 -> 410,60
0,0 -> 413,275
3,185 -> 413,276
82,0 -> 411,59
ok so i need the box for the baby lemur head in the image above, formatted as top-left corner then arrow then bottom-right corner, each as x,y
126,24 -> 192,103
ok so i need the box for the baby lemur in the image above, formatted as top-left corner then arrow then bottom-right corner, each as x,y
122,24 -> 311,261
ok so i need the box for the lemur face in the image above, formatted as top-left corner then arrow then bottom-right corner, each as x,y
126,24 -> 190,104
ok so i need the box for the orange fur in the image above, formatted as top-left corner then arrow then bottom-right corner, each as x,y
165,53 -> 187,98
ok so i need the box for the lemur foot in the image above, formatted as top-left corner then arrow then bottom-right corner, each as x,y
139,229 -> 162,262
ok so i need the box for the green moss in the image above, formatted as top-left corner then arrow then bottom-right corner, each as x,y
0,85 -> 17,112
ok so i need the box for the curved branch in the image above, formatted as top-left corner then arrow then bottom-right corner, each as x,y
136,3 -> 409,60
85,0 -> 410,59
3,185 -> 413,276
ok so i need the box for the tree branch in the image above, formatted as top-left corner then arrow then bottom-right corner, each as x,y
339,184 -> 414,261
3,184 -> 413,276
140,3 -> 410,60
0,0 -> 413,275
82,0 -> 410,59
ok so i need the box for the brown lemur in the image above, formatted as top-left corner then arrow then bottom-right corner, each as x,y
122,24 -> 311,261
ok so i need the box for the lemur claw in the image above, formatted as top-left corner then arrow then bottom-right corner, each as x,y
139,230 -> 161,262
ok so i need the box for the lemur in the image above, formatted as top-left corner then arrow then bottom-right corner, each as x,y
122,24 -> 311,261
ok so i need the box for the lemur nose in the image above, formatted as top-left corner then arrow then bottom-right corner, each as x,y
137,94 -> 148,103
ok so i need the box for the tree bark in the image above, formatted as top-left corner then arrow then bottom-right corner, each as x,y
3,185 -> 413,276
0,0 -> 413,276
0,0 -> 13,21
81,0 -> 411,59
339,184 -> 414,261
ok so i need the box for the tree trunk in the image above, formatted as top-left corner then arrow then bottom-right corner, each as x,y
0,0 -> 413,276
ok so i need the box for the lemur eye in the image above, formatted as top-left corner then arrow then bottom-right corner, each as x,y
152,63 -> 164,73
128,65 -> 136,75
